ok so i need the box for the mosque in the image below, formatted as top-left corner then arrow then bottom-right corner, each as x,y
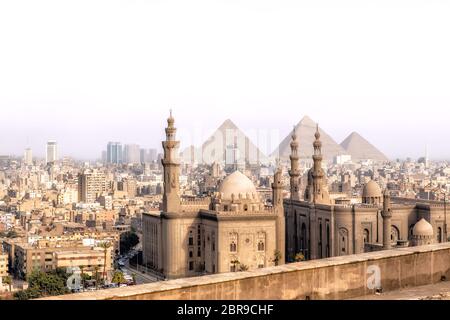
142,113 -> 285,279
143,112 -> 447,279
285,125 -> 447,262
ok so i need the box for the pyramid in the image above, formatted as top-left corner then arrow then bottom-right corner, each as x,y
340,132 -> 389,162
271,116 -> 346,161
180,119 -> 268,166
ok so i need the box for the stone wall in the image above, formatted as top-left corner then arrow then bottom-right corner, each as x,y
43,243 -> 450,300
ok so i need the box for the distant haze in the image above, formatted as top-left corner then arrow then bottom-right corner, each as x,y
0,0 -> 449,160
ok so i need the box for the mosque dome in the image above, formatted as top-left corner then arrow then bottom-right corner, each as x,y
413,218 -> 434,237
218,171 -> 257,201
362,180 -> 382,199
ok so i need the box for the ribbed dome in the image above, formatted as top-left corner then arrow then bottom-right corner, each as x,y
362,180 -> 382,198
413,218 -> 434,237
218,171 -> 257,201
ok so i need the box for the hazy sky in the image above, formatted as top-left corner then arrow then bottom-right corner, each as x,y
0,0 -> 449,160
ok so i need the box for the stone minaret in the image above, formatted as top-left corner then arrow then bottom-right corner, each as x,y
272,166 -> 286,265
289,127 -> 300,201
305,125 -> 330,204
382,189 -> 392,250
162,110 -> 181,213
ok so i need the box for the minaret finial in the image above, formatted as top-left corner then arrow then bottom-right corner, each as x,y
315,123 -> 321,140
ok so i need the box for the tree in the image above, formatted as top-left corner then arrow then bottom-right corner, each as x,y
3,276 -> 12,292
111,272 -> 126,285
99,241 -> 112,283
230,259 -> 240,272
14,270 -> 70,300
273,250 -> 282,266
94,266 -> 100,290
239,264 -> 249,272
120,231 -> 140,255
294,253 -> 306,262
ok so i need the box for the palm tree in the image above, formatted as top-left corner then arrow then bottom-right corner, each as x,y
79,266 -> 85,289
99,241 -> 112,284
3,276 -> 12,293
94,266 -> 100,290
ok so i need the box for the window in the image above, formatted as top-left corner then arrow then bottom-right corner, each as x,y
326,224 -> 330,258
437,227 -> 443,243
363,229 -> 370,244
189,251 -> 193,258
230,242 -> 237,253
244,205 -> 248,211
230,265 -> 236,272
258,241 -> 265,252
258,264 -> 264,269
318,222 -> 323,259
189,261 -> 194,271
189,236 -> 194,246
391,226 -> 400,244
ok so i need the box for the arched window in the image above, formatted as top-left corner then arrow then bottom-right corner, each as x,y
301,223 -> 307,258
294,211 -> 299,255
409,225 -> 415,239
437,227 -> 443,243
339,228 -> 349,256
363,229 -> 370,244
318,222 -> 323,259
391,226 -> 400,244
230,241 -> 237,252
326,224 -> 330,258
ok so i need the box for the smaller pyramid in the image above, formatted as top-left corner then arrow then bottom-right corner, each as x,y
340,132 -> 388,162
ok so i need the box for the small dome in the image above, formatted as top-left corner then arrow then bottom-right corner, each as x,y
413,218 -> 434,237
362,180 -> 382,199
218,171 -> 257,201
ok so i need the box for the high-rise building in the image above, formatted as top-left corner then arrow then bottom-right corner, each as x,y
106,142 -> 123,165
148,148 -> 157,162
140,148 -> 158,164
46,141 -> 58,164
78,169 -> 107,204
124,144 -> 140,164
24,148 -> 33,166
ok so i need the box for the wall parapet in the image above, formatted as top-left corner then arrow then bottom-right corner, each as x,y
41,243 -> 450,300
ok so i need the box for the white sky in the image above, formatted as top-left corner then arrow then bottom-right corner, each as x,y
0,0 -> 449,160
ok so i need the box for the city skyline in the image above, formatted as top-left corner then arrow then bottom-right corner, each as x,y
1,1 -> 449,160
0,110 -> 447,162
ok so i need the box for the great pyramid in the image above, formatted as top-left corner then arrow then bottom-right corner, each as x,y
272,116 -> 346,161
340,132 -> 389,162
180,119 -> 268,166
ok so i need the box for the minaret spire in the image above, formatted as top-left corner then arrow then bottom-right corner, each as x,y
289,125 -> 300,201
272,164 -> 285,265
162,110 -> 181,213
305,123 -> 330,204
382,188 -> 392,250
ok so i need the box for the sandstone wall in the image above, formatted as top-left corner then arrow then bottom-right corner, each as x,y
43,243 -> 450,300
